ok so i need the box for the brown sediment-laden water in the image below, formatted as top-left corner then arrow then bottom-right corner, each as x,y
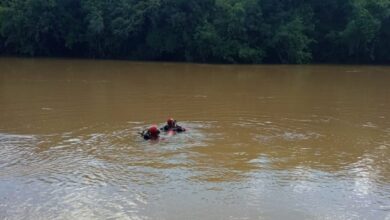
0,58 -> 389,219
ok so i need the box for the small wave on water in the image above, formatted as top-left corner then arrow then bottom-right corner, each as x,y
254,131 -> 322,144
362,122 -> 378,128
0,133 -> 39,172
231,116 -> 323,144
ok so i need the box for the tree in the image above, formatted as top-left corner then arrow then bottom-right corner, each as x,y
261,0 -> 314,63
0,0 -> 389,64
338,1 -> 381,62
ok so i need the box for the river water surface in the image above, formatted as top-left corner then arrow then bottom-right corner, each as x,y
0,58 -> 389,219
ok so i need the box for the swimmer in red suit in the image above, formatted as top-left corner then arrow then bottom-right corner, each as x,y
141,125 -> 160,140
160,118 -> 186,132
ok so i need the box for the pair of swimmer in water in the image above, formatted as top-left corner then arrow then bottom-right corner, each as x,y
141,118 -> 186,140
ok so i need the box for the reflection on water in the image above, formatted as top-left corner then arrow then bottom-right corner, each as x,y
0,58 -> 389,219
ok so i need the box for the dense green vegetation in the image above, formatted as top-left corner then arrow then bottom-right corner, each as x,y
0,0 -> 389,64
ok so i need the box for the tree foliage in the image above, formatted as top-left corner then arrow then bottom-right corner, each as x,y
0,0 -> 389,63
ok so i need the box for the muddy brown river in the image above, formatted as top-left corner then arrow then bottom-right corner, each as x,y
0,58 -> 389,219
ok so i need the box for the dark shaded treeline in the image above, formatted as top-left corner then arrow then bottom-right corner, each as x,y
0,0 -> 389,64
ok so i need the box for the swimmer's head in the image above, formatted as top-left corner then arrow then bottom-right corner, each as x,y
148,125 -> 160,137
167,118 -> 176,127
